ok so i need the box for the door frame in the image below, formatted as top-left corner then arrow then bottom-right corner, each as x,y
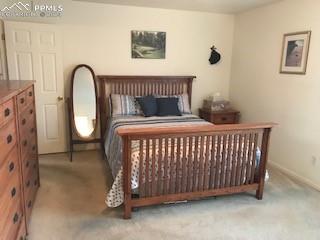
0,20 -> 8,80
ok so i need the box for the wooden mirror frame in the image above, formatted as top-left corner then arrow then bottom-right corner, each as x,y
68,64 -> 100,161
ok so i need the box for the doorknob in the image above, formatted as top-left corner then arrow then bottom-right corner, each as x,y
57,96 -> 64,101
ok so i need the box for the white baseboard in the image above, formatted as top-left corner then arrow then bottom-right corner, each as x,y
268,161 -> 320,192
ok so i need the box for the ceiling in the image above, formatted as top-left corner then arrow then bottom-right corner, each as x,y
73,0 -> 282,14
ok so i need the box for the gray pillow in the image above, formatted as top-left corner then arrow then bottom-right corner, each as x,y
110,94 -> 141,116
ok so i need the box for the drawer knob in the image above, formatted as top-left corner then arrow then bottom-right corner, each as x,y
28,200 -> 32,208
32,145 -> 36,151
22,118 -> 26,125
9,162 -> 15,172
30,128 -> 35,133
7,134 -> 13,144
11,187 -> 16,197
4,108 -> 10,117
23,140 -> 28,147
30,109 -> 34,114
34,180 -> 38,186
26,161 -> 30,168
26,180 -> 30,187
29,91 -> 33,97
13,213 -> 19,224
20,98 -> 25,104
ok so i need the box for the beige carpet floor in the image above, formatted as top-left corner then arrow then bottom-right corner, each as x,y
27,150 -> 320,240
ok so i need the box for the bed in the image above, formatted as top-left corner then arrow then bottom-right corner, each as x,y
98,75 -> 275,219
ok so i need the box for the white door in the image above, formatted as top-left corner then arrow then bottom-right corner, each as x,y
5,21 -> 66,154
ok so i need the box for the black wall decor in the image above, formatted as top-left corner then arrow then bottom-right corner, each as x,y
209,45 -> 221,65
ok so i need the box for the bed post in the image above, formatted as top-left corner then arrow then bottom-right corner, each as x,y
256,127 -> 272,200
123,136 -> 132,219
186,77 -> 194,106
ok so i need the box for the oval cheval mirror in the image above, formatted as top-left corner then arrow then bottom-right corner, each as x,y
68,64 -> 99,161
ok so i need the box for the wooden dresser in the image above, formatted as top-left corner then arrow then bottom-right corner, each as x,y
0,80 -> 39,240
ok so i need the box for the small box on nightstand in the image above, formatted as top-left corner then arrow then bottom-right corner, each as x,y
199,108 -> 240,125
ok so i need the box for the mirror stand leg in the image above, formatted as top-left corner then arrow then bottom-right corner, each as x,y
67,97 -> 74,162
70,142 -> 73,162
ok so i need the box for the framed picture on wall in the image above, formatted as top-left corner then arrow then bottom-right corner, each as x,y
131,30 -> 166,59
280,31 -> 311,74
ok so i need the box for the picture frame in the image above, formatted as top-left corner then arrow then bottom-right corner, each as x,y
131,30 -> 166,59
280,31 -> 311,74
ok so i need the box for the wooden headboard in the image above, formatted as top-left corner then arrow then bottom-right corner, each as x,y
97,75 -> 196,140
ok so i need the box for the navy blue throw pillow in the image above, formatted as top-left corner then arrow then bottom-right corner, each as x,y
156,98 -> 182,116
136,95 -> 157,117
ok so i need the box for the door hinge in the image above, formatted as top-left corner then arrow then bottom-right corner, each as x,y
1,33 -> 5,41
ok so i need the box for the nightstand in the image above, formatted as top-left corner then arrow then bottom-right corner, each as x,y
199,108 -> 240,125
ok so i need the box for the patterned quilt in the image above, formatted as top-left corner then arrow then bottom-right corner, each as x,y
104,115 -> 211,207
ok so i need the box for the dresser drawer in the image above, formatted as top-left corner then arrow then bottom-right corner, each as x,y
0,170 -> 21,235
20,136 -> 29,162
24,169 -> 39,225
22,150 -> 39,178
199,109 -> 240,125
0,161 -> 21,207
29,137 -> 38,158
25,103 -> 35,121
0,120 -> 17,163
24,166 -> 39,195
18,107 -> 35,131
212,113 -> 237,124
17,91 -> 27,113
25,87 -> 34,106
0,147 -> 19,197
15,219 -> 26,240
21,155 -> 37,179
20,127 -> 36,161
0,98 -> 15,127
20,102 -> 35,122
18,110 -> 35,139
0,201 -> 23,240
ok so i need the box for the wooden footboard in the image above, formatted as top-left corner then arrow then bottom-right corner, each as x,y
118,123 -> 275,219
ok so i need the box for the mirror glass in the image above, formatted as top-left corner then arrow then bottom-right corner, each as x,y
72,66 -> 96,138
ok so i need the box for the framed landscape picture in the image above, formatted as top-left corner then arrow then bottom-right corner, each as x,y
131,30 -> 166,59
280,31 -> 311,74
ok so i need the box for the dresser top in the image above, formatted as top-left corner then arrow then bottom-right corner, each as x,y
0,80 -> 35,104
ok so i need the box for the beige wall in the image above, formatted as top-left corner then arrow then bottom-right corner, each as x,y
1,0 -> 234,112
1,0 -> 234,111
1,0 -> 234,150
60,2 -> 234,113
230,0 -> 320,188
